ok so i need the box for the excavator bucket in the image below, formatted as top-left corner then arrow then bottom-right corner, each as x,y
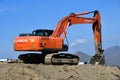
89,54 -> 105,65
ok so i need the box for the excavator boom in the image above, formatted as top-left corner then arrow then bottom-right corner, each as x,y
51,11 -> 96,38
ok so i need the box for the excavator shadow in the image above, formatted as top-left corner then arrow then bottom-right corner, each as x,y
18,53 -> 46,64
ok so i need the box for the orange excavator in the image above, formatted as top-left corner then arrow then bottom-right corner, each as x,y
14,10 -> 105,65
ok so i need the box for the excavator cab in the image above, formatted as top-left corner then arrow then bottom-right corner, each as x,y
32,29 -> 53,36
19,29 -> 53,37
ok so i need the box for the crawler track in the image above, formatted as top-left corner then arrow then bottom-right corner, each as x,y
18,53 -> 79,65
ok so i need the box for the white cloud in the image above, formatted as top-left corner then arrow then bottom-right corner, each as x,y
70,39 -> 87,47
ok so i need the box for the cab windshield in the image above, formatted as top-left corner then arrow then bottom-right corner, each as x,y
32,30 -> 53,36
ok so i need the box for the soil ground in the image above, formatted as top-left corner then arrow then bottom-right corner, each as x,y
0,63 -> 120,80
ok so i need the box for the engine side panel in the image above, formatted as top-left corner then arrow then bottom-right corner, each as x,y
14,36 -> 63,51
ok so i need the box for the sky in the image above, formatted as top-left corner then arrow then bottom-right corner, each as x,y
0,0 -> 120,59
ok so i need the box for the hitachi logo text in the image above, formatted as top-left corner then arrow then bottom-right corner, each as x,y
16,39 -> 28,42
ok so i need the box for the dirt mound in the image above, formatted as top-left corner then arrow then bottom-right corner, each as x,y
0,63 -> 120,80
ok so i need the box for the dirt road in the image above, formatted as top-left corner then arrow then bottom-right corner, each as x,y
0,63 -> 120,80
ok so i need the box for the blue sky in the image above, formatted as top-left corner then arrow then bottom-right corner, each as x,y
0,0 -> 120,59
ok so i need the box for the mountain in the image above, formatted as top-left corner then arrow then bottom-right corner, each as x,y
74,51 -> 91,62
73,45 -> 120,66
104,45 -> 120,66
